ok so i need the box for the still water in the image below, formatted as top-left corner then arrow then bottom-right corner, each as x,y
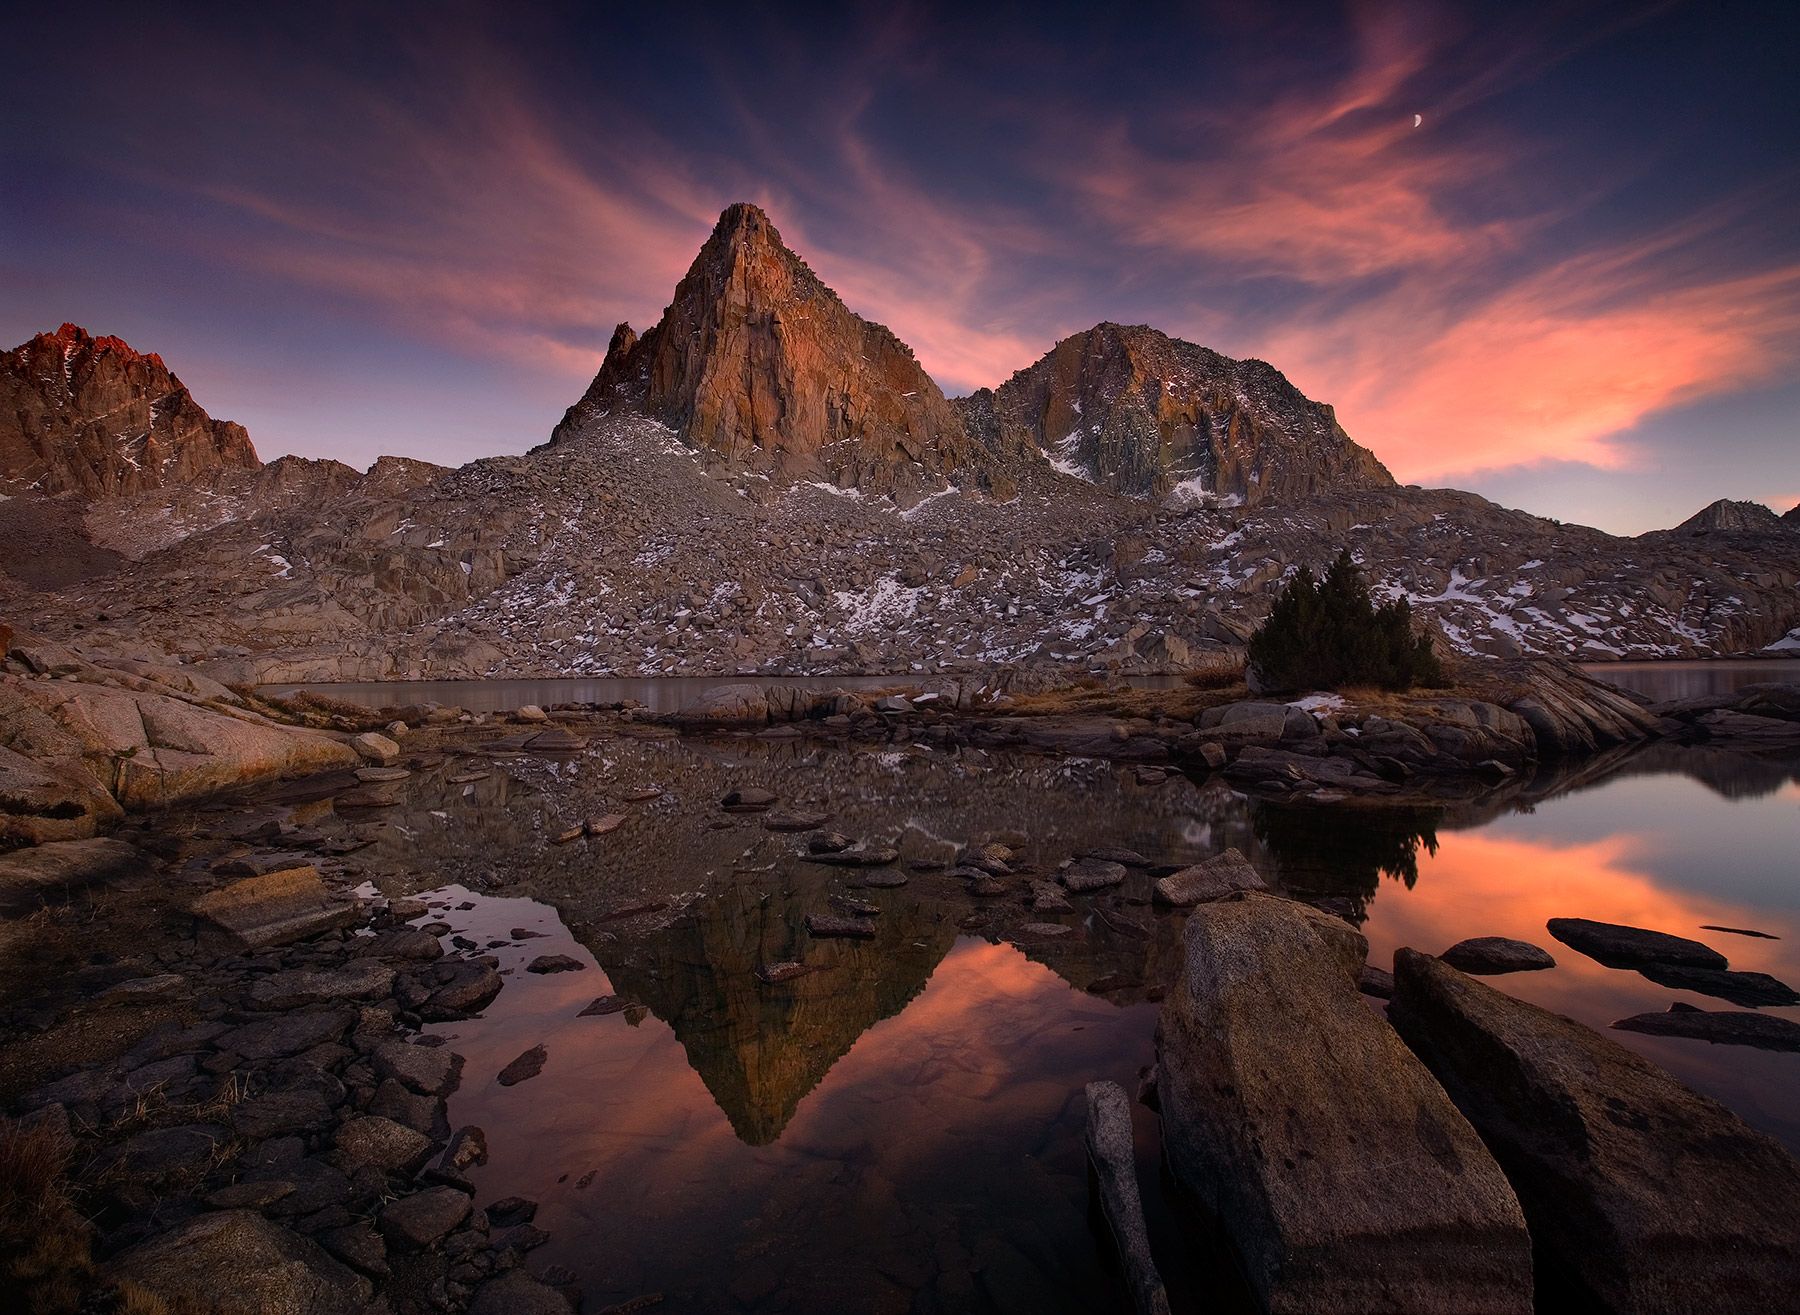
1582,657 -> 1800,701
328,732 -> 1798,1313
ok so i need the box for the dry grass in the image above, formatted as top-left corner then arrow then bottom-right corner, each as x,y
0,1116 -> 98,1315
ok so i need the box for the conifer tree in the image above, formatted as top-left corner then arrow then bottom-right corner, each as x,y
1248,550 -> 1443,692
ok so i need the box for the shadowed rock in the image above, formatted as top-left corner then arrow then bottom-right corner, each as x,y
1157,894 -> 1532,1314
106,1210 -> 367,1315
1546,917 -> 1727,969
1152,847 -> 1265,906
1614,1002 -> 1800,1052
1636,963 -> 1800,1006
1440,936 -> 1555,975
1391,948 -> 1800,1313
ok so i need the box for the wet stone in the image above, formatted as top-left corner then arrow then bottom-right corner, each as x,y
1546,917 -> 1727,969
497,1045 -> 547,1086
806,913 -> 877,939
578,994 -> 635,1016
526,954 -> 585,974
1440,937 -> 1557,975
1637,963 -> 1800,1007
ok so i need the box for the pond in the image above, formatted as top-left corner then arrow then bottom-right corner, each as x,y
332,733 -> 1799,1313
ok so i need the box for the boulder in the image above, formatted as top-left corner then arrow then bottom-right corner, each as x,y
379,1186 -> 472,1250
333,1115 -> 432,1174
1152,848 -> 1265,906
1391,948 -> 1800,1312
1613,1003 -> 1800,1052
1,672 -> 356,809
0,743 -> 123,844
1060,857 -> 1127,893
1440,936 -> 1556,975
1547,917 -> 1726,969
1158,895 -> 1532,1314
469,1270 -> 574,1315
107,1210 -> 369,1315
675,683 -> 773,724
192,865 -> 357,950
372,1040 -> 463,1096
350,731 -> 401,764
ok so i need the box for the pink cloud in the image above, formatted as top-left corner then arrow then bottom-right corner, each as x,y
1264,254 -> 1800,480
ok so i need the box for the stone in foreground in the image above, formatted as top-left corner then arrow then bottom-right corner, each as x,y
1084,1081 -> 1171,1315
191,865 -> 355,950
1152,847 -> 1264,906
1546,917 -> 1726,969
1391,948 -> 1800,1312
1158,894 -> 1532,1314
1440,936 -> 1555,975
107,1209 -> 368,1314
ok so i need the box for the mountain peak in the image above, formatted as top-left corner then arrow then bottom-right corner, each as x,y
551,204 -> 972,493
2,326 -> 258,496
1670,498 -> 1792,535
957,321 -> 1393,505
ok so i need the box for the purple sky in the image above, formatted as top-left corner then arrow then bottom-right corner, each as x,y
4,1 -> 1797,533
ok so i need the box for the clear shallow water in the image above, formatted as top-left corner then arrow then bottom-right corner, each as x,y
333,735 -> 1799,1313
1582,657 -> 1800,701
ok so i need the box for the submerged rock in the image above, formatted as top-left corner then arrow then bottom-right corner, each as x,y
805,913 -> 877,939
1636,963 -> 1800,1007
1391,948 -> 1800,1312
1158,894 -> 1532,1314
1546,917 -> 1726,969
1083,1081 -> 1170,1315
1613,1003 -> 1800,1052
497,1044 -> 548,1087
1440,936 -> 1556,975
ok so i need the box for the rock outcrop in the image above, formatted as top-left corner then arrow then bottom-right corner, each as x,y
552,203 -> 974,495
1391,948 -> 1800,1313
957,322 -> 1394,505
1156,893 -> 1533,1314
1667,498 -> 1794,536
1,323 -> 258,496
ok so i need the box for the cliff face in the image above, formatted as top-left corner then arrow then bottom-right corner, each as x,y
1,324 -> 259,496
957,322 -> 1394,506
552,204 -> 974,495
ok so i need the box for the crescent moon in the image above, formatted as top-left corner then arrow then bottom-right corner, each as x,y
1413,113 -> 1423,128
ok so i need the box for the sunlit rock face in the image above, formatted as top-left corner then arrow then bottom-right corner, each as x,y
0,323 -> 259,496
552,203 -> 975,496
956,322 -> 1394,506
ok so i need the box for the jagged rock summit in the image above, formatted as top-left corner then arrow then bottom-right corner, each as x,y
956,321 -> 1394,505
1,323 -> 259,495
552,203 -> 974,496
1669,498 -> 1794,536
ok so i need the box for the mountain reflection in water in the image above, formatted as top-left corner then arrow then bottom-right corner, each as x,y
347,732 -> 1798,1313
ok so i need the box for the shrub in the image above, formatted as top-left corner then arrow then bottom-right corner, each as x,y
1248,550 -> 1442,693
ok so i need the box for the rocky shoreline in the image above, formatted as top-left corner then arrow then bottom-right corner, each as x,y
4,630 -> 1800,1312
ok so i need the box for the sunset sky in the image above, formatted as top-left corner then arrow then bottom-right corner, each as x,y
4,0 -> 1797,533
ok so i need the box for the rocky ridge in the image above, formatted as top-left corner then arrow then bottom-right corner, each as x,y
0,323 -> 257,496
957,321 -> 1394,505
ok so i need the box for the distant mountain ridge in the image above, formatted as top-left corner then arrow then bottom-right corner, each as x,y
1667,498 -> 1795,536
0,323 -> 258,496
